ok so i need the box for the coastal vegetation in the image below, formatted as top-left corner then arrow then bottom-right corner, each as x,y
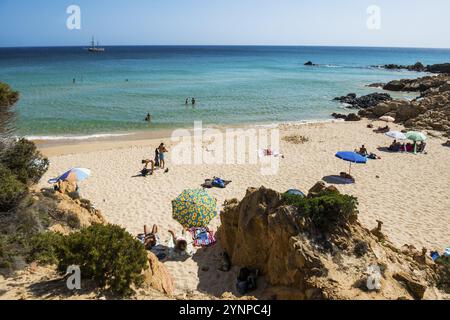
1,83 -> 150,297
31,224 -> 149,295
282,187 -> 358,233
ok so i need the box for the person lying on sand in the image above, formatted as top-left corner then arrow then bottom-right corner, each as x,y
373,125 -> 390,133
139,224 -> 166,260
141,159 -> 154,176
168,229 -> 193,257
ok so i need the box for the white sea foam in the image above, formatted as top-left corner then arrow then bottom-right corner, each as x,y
23,133 -> 132,141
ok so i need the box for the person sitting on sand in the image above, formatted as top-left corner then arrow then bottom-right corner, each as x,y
141,159 -> 155,176
388,140 -> 401,152
357,145 -> 368,157
158,143 -> 168,169
374,125 -> 390,133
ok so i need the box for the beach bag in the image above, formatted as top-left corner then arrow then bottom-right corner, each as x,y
212,177 -> 225,188
189,227 -> 216,247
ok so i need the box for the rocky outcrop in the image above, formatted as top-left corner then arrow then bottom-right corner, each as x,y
219,184 -> 444,300
304,61 -> 317,66
358,74 -> 450,132
331,113 -> 361,121
31,188 -> 107,234
333,93 -> 392,109
376,62 -> 450,74
382,74 -> 448,92
143,252 -> 174,296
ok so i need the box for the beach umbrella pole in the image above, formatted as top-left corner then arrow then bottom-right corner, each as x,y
349,162 -> 352,175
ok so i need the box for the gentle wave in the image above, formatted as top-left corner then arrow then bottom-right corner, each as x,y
23,133 -> 132,141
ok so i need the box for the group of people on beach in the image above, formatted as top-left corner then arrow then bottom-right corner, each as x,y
142,143 -> 168,175
185,97 -> 196,105
388,140 -> 426,153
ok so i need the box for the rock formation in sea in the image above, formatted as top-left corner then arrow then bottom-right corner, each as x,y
333,92 -> 392,109
219,183 -> 447,300
375,62 -> 450,74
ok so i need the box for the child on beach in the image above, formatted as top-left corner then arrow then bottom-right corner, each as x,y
168,229 -> 193,258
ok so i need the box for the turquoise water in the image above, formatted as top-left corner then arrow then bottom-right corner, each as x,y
1,46 -> 449,138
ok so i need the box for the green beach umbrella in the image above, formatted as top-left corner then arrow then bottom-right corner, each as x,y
172,189 -> 217,229
406,131 -> 427,154
406,131 -> 427,142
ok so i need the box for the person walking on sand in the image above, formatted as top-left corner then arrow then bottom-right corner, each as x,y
158,143 -> 168,169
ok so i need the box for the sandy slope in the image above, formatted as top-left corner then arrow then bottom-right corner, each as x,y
37,120 -> 450,297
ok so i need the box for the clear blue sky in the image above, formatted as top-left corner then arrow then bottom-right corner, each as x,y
1,0 -> 449,48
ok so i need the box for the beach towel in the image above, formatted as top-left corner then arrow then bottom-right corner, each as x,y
212,177 -> 225,188
258,148 -> 283,159
189,227 -> 216,247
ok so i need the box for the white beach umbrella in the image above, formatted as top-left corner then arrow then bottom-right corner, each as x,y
379,116 -> 395,123
385,131 -> 407,140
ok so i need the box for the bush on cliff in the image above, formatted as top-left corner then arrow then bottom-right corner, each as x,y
31,224 -> 149,296
0,82 -> 19,107
0,138 -> 49,184
283,191 -> 358,232
0,164 -> 27,212
436,256 -> 450,293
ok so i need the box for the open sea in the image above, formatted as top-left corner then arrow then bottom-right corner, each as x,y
1,46 -> 449,139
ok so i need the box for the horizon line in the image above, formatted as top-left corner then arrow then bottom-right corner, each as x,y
1,44 -> 450,50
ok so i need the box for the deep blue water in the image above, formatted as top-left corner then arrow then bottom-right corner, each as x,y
0,46 -> 449,138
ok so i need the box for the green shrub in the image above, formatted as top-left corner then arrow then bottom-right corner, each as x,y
0,138 -> 49,184
436,256 -> 450,293
0,164 -> 27,212
28,231 -> 65,265
32,224 -> 149,296
283,191 -> 358,232
0,82 -> 19,107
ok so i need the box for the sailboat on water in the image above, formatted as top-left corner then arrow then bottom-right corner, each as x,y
87,37 -> 105,52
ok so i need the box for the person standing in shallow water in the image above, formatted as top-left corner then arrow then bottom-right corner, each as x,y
185,98 -> 189,105
191,97 -> 196,105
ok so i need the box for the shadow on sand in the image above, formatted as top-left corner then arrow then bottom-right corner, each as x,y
322,175 -> 354,185
191,239 -> 268,299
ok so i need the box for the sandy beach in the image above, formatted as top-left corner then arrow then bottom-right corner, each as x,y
36,119 -> 450,297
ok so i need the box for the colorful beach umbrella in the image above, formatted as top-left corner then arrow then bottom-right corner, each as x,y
172,189 -> 217,229
48,168 -> 91,184
385,131 -> 407,140
406,131 -> 427,142
335,151 -> 367,175
379,116 -> 395,123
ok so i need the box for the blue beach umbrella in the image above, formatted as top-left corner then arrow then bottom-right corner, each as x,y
48,168 -> 91,184
335,151 -> 367,175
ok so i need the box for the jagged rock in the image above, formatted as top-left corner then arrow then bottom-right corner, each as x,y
219,184 -> 443,300
379,62 -> 450,74
333,93 -> 392,109
331,113 -> 361,121
143,252 -> 174,296
395,103 -> 426,121
426,63 -> 450,74
393,272 -> 427,300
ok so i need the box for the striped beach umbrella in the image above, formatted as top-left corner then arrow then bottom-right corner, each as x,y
48,168 -> 91,184
172,189 -> 217,228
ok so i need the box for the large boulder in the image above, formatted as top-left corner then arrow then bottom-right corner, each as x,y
333,93 -> 392,109
219,185 -> 444,300
143,252 -> 174,296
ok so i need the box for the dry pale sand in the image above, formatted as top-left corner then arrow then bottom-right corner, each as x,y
37,120 -> 450,297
